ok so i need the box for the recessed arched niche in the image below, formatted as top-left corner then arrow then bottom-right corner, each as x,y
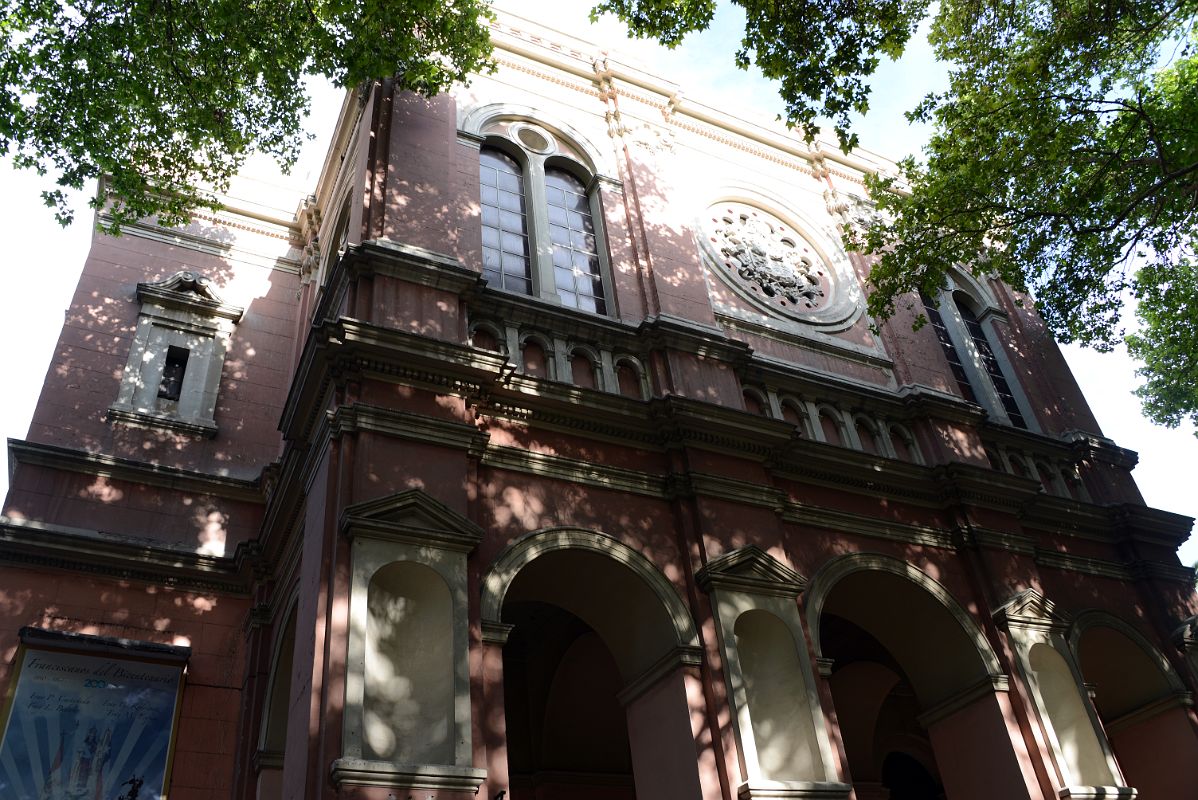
363,562 -> 454,763
697,546 -> 848,798
332,490 -> 485,793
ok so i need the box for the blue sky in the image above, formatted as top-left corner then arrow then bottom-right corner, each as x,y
0,1 -> 1194,563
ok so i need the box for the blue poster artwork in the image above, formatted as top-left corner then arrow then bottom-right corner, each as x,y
0,648 -> 183,800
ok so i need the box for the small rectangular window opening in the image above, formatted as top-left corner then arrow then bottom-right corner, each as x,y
158,346 -> 190,401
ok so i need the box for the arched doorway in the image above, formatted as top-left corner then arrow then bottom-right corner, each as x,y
807,556 -> 1035,800
256,604 -> 296,800
481,529 -> 709,800
1072,613 -> 1198,799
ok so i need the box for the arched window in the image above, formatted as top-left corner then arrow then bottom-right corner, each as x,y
954,295 -> 1027,429
477,122 -> 611,314
479,148 -> 532,295
921,290 -> 979,405
546,168 -> 607,314
920,285 -> 1034,430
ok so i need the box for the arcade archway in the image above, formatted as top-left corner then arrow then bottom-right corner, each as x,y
1071,612 -> 1198,799
481,529 -> 709,800
807,555 -> 1034,800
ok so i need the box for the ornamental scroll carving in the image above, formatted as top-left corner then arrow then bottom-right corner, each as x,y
703,205 -> 830,316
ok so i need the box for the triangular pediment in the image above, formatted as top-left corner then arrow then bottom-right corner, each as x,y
696,545 -> 806,597
137,271 -> 244,320
994,588 -> 1069,629
341,489 -> 483,553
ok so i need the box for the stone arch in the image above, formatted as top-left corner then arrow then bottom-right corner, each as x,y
805,553 -> 1005,701
613,354 -> 649,399
484,527 -> 708,800
742,385 -> 770,416
460,102 -> 617,179
944,268 -> 1001,313
469,319 -> 506,355
1068,609 -> 1198,798
518,331 -> 554,379
567,343 -> 602,389
815,403 -> 848,447
808,554 -> 1037,800
482,526 -> 699,662
255,597 -> 298,800
887,422 -> 921,464
850,413 -> 884,456
1068,610 -> 1186,696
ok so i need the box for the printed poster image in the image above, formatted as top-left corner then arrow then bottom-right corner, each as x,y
0,648 -> 183,800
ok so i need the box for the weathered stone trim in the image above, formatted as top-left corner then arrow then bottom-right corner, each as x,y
1035,551 -> 1133,581
782,502 -> 955,549
480,620 -> 515,645
616,645 -> 704,706
696,545 -> 806,597
1104,691 -> 1194,736
106,407 -> 219,438
328,759 -> 487,791
916,674 -> 1011,728
7,439 -> 263,502
736,780 -> 853,799
481,445 -> 669,497
328,403 -> 488,453
1056,786 -> 1136,799
0,515 -> 249,595
95,214 -> 302,274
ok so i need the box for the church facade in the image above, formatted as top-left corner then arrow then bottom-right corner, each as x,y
3,14 -> 1198,800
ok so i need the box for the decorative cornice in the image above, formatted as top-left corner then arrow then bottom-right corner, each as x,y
615,645 -> 704,706
1111,502 -> 1195,550
968,526 -> 1037,555
696,545 -> 806,597
1127,559 -> 1197,584
0,515 -> 250,595
481,445 -> 667,497
993,588 -> 1070,631
480,620 -> 515,645
682,473 -> 787,511
96,214 -> 301,273
1060,429 -> 1140,470
327,403 -> 488,455
782,503 -> 955,549
1035,550 -> 1133,581
137,271 -> 245,322
7,439 -> 263,502
347,238 -> 486,294
340,489 -> 484,554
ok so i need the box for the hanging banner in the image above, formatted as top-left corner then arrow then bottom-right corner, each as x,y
0,630 -> 187,800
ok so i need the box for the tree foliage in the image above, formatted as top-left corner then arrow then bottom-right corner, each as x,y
851,2 -> 1198,431
592,0 -> 929,150
3,0 -> 1196,429
0,0 -> 494,230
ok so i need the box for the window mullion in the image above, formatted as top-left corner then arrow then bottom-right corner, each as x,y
525,157 -> 558,303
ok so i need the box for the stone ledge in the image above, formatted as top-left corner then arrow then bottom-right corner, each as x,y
328,759 -> 486,791
737,780 -> 853,799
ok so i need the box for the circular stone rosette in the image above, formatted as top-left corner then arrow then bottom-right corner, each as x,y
698,202 -> 858,329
